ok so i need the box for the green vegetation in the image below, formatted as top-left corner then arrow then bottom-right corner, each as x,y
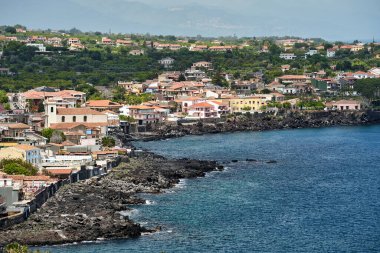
296,100 -> 325,110
1,37 -> 378,93
124,93 -> 153,105
267,101 -> 292,109
101,136 -> 116,147
0,159 -> 38,176
355,78 -> 380,100
4,242 -> 49,253
0,89 -> 9,110
119,115 -> 136,122
41,128 -> 66,143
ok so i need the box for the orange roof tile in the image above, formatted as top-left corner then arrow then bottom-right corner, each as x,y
278,75 -> 309,79
7,175 -> 52,181
0,123 -> 30,129
190,102 -> 214,108
48,169 -> 73,175
85,100 -> 122,107
50,122 -> 108,130
57,108 -> 105,115
128,105 -> 153,110
12,144 -> 39,151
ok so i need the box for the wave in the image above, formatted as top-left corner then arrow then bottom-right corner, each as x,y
145,199 -> 155,205
174,179 -> 187,189
119,209 -> 139,217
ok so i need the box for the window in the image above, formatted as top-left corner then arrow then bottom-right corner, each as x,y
62,116 -> 65,122
84,116 -> 87,122
73,116 -> 76,122
50,107 -> 54,113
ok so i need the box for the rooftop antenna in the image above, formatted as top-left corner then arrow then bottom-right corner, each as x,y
109,28 -> 111,36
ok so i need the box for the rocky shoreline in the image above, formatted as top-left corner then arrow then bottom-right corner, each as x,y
139,110 -> 379,141
0,152 -> 222,246
1,110 -> 379,247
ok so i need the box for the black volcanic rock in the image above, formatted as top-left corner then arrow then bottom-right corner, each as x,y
0,153 -> 222,246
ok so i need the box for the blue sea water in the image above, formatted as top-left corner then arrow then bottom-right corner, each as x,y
41,126 -> 380,252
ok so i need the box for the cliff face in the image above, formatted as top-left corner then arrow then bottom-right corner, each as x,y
151,110 -> 378,139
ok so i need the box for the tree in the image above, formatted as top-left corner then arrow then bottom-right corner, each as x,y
37,100 -> 45,112
324,43 -> 334,50
212,73 -> 229,87
4,242 -> 28,253
0,90 -> 9,103
112,86 -> 126,102
3,163 -> 31,176
260,88 -> 271,94
5,26 -> 16,34
355,78 -> 380,100
241,106 -> 251,111
41,128 -> 54,141
50,130 -> 66,144
282,102 -> 291,109
178,73 -> 186,81
102,136 -> 116,147
119,115 -> 136,122
124,93 -> 153,105
0,159 -> 38,176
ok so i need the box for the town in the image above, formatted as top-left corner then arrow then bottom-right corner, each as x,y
0,24 -> 379,229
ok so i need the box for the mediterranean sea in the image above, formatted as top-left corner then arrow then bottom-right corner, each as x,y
41,126 -> 380,252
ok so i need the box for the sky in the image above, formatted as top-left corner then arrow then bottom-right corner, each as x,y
1,0 -> 379,41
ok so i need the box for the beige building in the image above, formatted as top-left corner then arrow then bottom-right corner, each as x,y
44,100 -> 108,128
0,144 -> 41,165
227,96 -> 267,113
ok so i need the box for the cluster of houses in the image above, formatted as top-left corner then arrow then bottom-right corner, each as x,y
0,59 -> 376,226
0,31 -> 379,221
2,30 -> 380,62
0,32 -> 241,53
0,87 -> 131,222
278,41 -> 380,60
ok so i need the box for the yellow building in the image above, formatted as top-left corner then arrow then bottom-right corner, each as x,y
0,144 -> 41,165
227,96 -> 267,113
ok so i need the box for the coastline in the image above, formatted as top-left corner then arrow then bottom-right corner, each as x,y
138,110 -> 380,141
0,110 -> 379,247
0,152 -> 222,246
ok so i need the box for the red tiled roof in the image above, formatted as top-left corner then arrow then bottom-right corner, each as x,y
7,175 -> 52,181
128,105 -> 153,110
0,123 -> 30,129
190,102 -> 214,108
57,108 -> 105,115
278,75 -> 309,79
85,100 -> 122,107
48,169 -> 73,175
12,144 -> 39,151
50,122 -> 108,130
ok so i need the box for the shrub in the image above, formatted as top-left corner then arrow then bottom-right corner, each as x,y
0,159 -> 38,176
102,136 -> 116,147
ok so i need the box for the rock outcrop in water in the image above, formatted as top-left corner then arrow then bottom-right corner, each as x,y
145,110 -> 376,140
0,153 -> 221,246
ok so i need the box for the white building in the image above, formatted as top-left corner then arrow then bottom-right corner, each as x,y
26,43 -> 46,52
304,49 -> 318,58
327,49 -> 336,58
158,57 -> 175,68
44,100 -> 108,127
368,67 -> 380,77
279,53 -> 296,60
